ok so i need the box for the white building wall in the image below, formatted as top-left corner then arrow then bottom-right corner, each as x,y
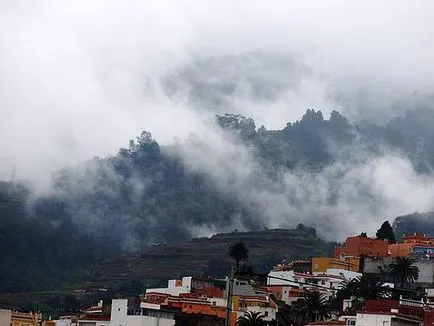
145,277 -> 192,296
230,279 -> 257,296
56,319 -> 72,326
267,271 -> 300,287
356,313 -> 392,326
120,315 -> 174,326
139,303 -> 161,310
210,298 -> 227,307
326,269 -> 361,281
268,271 -> 346,290
0,310 -> 11,326
111,300 -> 128,326
339,315 -> 356,325
415,261 -> 434,284
78,320 -> 109,326
281,287 -> 294,305
111,299 -> 174,326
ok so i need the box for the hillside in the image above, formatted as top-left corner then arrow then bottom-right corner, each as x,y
81,226 -> 333,291
0,227 -> 333,314
393,212 -> 434,238
2,107 -> 434,294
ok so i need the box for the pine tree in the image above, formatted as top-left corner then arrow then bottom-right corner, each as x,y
376,221 -> 396,243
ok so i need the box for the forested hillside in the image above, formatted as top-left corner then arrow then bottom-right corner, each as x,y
2,107 -> 434,293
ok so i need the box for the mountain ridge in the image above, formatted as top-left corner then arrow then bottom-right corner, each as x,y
2,108 -> 434,294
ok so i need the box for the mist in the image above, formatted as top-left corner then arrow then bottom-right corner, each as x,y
1,0 -> 434,241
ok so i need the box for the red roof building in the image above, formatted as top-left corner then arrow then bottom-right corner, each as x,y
334,235 -> 389,258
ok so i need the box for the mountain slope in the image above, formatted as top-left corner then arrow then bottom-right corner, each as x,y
80,226 -> 332,291
393,211 -> 434,238
0,226 -> 334,314
2,108 -> 434,293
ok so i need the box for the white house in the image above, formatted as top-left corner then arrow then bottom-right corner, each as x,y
325,269 -> 361,281
145,277 -> 192,296
111,299 -> 175,326
355,310 -> 421,326
267,270 -> 355,297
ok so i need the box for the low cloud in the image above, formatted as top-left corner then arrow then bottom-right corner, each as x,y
1,1 -> 434,242
172,119 -> 434,241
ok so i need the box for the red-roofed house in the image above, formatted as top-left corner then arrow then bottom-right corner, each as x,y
355,298 -> 423,326
334,235 -> 389,258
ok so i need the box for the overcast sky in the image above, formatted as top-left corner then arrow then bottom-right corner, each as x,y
1,0 -> 433,186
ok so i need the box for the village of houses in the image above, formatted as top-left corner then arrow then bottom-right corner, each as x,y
4,231 -> 434,326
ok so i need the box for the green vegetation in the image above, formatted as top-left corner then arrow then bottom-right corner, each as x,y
388,256 -> 420,289
376,221 -> 396,243
228,241 -> 249,270
2,107 -> 434,297
337,274 -> 389,304
290,290 -> 331,325
236,311 -> 266,326
0,228 -> 332,313
82,228 -> 331,290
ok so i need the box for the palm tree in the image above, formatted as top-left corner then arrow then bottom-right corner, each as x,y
228,241 -> 249,270
236,311 -> 266,326
388,256 -> 419,289
292,290 -> 331,323
340,274 -> 390,300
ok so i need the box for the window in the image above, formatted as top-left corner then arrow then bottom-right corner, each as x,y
264,311 -> 268,317
382,321 -> 389,326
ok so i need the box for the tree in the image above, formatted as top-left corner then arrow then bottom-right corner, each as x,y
339,274 -> 390,300
376,221 -> 396,243
236,311 -> 266,326
388,256 -> 419,289
235,264 -> 254,278
292,290 -> 331,323
359,232 -> 367,238
216,114 -> 256,140
228,241 -> 249,270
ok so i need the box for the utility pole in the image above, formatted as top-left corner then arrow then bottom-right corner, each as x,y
225,266 -> 235,326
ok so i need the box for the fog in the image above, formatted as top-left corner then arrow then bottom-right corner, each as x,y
1,0 -> 434,240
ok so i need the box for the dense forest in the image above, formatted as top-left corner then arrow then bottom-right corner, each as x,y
2,107 -> 434,293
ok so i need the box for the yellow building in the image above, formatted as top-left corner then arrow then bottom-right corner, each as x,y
312,256 -> 360,273
0,309 -> 41,326
231,295 -> 278,326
